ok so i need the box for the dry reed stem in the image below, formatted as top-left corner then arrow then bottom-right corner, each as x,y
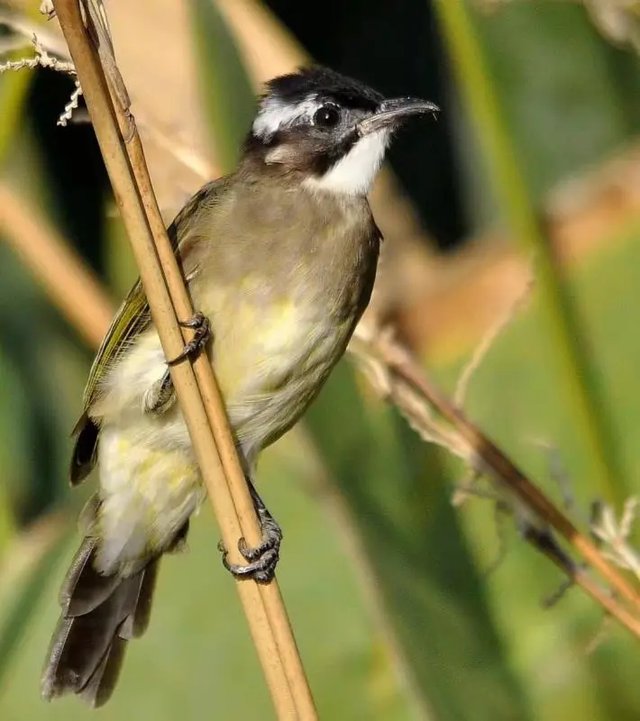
355,328 -> 640,635
5,184 -> 640,643
85,1 -> 314,712
0,183 -> 113,349
51,1 -> 314,717
529,536 -> 640,637
2,0 -> 638,662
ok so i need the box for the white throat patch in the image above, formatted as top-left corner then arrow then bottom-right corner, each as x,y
304,129 -> 390,196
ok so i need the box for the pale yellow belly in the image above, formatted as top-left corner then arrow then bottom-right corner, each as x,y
199,283 -> 352,457
96,424 -> 204,575
92,291 -> 351,573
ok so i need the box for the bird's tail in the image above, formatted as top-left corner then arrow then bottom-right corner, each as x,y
41,535 -> 159,707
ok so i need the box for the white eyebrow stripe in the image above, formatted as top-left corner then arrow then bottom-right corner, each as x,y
252,94 -> 321,139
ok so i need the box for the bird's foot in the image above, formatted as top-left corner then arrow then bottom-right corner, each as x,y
167,311 -> 211,366
219,482 -> 282,583
143,368 -> 175,414
143,311 -> 211,415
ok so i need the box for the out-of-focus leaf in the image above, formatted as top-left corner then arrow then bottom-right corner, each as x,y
0,517 -> 70,692
436,0 -> 629,508
0,344 -> 30,552
0,242 -> 86,517
0,485 -> 16,557
0,67 -> 54,528
305,363 -> 532,721
0,71 -> 32,165
0,459 -> 416,720
471,2 -> 640,208
435,222 -> 640,721
190,0 -> 256,172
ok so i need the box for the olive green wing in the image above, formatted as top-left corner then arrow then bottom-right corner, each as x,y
69,279 -> 149,484
69,177 -> 230,484
82,278 -> 150,411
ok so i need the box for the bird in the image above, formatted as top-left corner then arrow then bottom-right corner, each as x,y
41,65 -> 438,707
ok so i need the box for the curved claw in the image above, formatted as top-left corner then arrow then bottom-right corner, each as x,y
217,478 -> 282,583
220,545 -> 279,584
238,520 -> 282,563
167,311 -> 211,366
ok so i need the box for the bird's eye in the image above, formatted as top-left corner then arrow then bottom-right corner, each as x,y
313,104 -> 340,128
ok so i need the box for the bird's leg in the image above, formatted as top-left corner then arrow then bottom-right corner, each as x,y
219,478 -> 283,583
143,368 -> 176,414
143,312 -> 212,415
167,311 -> 212,366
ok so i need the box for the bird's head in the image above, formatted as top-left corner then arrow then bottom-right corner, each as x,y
244,66 -> 439,196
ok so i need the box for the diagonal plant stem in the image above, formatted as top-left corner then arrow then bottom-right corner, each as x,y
410,368 -> 640,610
4,0 -> 640,658
365,329 -> 640,625
0,184 -> 113,348
351,325 -> 640,637
4,181 -> 640,640
51,1 -> 315,718
434,0 -> 628,508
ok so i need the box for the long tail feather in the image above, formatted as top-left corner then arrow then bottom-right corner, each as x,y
41,537 -> 159,707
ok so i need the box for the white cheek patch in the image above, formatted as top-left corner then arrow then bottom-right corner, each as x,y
304,129 -> 390,196
252,94 -> 320,140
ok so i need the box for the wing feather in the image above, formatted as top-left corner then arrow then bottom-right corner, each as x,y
69,177 -> 229,482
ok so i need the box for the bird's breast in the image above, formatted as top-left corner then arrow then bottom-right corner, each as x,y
186,187 -> 379,454
198,292 -> 365,457
97,186 -> 379,459
201,282 -> 352,431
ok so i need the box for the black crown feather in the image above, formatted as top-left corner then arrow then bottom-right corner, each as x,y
264,66 -> 383,112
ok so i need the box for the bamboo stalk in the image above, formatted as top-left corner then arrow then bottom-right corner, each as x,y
3,0 -> 638,686
433,0 -> 628,507
51,1 -> 315,717
6,181 -> 640,643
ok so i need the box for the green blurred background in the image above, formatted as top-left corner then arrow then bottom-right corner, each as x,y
1,0 -> 640,719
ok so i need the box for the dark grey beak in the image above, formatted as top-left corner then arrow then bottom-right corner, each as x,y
357,97 -> 440,136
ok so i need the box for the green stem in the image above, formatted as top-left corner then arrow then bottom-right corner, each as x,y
190,0 -> 256,173
0,70 -> 32,165
0,66 -> 36,548
433,0 -> 627,506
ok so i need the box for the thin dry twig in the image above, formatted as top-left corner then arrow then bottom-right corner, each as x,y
350,325 -> 468,458
351,321 -> 640,638
0,34 -> 75,74
56,81 -> 82,126
454,272 -> 533,407
0,33 -> 82,126
2,0 -> 639,661
5,176 -> 640,642
50,0 -> 315,718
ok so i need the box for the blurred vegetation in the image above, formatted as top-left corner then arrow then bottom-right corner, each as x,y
1,0 -> 640,720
